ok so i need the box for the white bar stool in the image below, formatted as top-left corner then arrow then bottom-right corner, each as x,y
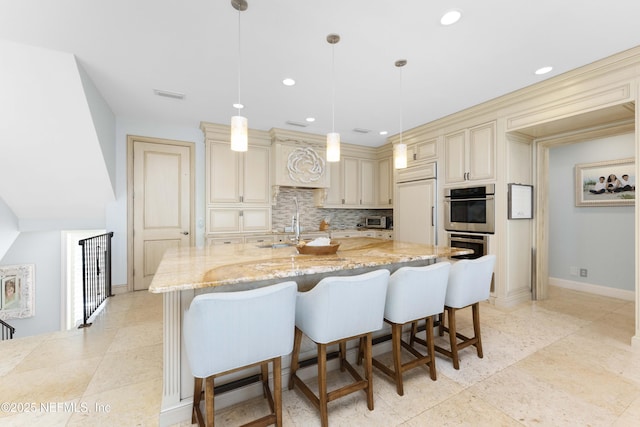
183,281 -> 297,427
373,262 -> 450,396
288,269 -> 390,427
435,254 -> 496,369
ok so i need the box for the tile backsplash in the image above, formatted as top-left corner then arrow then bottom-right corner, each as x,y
272,187 -> 392,232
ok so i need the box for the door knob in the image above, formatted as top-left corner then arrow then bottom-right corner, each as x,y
182,231 -> 189,235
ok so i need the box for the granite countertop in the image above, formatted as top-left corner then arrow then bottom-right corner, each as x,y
149,237 -> 472,293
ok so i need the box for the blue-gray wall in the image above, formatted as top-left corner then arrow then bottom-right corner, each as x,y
548,132 -> 634,291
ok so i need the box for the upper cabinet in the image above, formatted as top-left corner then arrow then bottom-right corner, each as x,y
444,121 -> 496,184
377,156 -> 393,207
202,122 -> 272,234
407,138 -> 438,167
317,155 -> 377,208
207,141 -> 271,205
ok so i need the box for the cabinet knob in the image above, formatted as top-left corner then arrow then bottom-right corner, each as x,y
182,231 -> 189,235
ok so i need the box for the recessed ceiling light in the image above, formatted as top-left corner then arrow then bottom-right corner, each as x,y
306,117 -> 315,122
379,131 -> 388,135
535,66 -> 553,75
282,78 -> 296,86
440,10 -> 462,26
232,103 -> 244,109
153,89 -> 185,100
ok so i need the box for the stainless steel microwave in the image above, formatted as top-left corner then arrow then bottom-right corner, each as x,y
365,216 -> 392,229
443,184 -> 495,234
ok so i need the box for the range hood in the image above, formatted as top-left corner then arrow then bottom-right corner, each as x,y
270,128 -> 330,195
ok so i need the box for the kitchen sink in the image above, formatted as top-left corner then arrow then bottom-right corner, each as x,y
256,242 -> 296,249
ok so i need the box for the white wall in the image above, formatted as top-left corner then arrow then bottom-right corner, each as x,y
1,231 -> 62,337
548,133 -> 634,292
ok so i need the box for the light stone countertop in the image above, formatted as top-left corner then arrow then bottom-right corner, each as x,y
148,237 -> 472,294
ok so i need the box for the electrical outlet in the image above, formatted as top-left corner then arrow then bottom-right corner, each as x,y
570,266 -> 578,276
580,268 -> 588,277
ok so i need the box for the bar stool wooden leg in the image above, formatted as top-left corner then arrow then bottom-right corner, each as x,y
192,377 -> 203,425
472,303 -> 483,358
273,357 -> 283,427
447,307 -> 460,370
318,343 -> 329,427
289,327 -> 302,390
339,341 -> 347,372
364,333 -> 374,410
425,315 -> 436,380
205,376 -> 215,427
391,323 -> 404,396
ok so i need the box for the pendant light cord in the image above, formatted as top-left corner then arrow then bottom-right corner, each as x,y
399,65 -> 403,145
331,42 -> 335,132
237,8 -> 242,115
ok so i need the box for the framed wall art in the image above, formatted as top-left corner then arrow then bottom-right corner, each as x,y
0,264 -> 35,320
508,183 -> 533,219
575,158 -> 635,207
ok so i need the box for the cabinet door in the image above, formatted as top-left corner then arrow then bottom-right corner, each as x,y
342,157 -> 360,206
468,121 -> 495,181
241,208 -> 271,232
242,145 -> 271,204
394,179 -> 436,245
324,161 -> 342,206
377,157 -> 392,207
209,141 -> 241,203
444,130 -> 467,184
360,159 -> 377,206
207,208 -> 241,233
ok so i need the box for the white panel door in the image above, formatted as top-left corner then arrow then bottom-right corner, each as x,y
133,140 -> 192,290
394,179 -> 436,245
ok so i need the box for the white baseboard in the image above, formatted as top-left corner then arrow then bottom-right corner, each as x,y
111,284 -> 129,295
549,277 -> 635,301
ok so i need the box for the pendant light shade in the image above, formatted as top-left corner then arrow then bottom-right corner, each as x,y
230,0 -> 248,152
394,59 -> 408,169
230,115 -> 248,152
394,143 -> 407,169
326,33 -> 341,162
326,132 -> 340,162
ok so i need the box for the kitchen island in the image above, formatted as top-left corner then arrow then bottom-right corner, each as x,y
149,237 -> 471,425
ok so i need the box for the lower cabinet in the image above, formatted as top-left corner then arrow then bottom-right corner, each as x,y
331,230 -> 376,239
207,207 -> 271,233
375,230 -> 394,240
206,234 -> 275,246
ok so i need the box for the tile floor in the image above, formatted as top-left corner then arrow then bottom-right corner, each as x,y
1,286 -> 639,426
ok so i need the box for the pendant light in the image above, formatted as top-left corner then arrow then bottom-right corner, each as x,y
326,33 -> 341,162
394,59 -> 408,169
230,0 -> 248,152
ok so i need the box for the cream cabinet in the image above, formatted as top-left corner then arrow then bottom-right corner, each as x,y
377,157 -> 393,207
407,138 -> 437,167
444,121 -> 495,184
205,138 -> 272,234
207,233 -> 275,246
375,230 -> 394,240
319,156 -> 377,208
331,229 -> 376,238
207,207 -> 271,234
207,141 -> 271,205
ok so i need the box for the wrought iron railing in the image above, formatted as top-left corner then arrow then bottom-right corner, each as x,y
78,232 -> 114,328
1,319 -> 15,340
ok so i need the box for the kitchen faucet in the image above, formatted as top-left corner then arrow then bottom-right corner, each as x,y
291,196 -> 301,243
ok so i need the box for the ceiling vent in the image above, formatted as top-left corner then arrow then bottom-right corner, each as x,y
153,89 -> 185,100
285,120 -> 309,127
352,128 -> 371,134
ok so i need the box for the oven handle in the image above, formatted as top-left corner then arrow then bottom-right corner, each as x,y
444,196 -> 494,202
450,236 -> 487,244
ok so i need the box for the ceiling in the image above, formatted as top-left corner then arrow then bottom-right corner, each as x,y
2,1 -> 640,147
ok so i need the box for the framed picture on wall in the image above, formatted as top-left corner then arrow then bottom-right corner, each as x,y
0,264 -> 35,320
575,157 -> 635,207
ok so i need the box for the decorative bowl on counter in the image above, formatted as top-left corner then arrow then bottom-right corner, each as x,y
296,240 -> 340,255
